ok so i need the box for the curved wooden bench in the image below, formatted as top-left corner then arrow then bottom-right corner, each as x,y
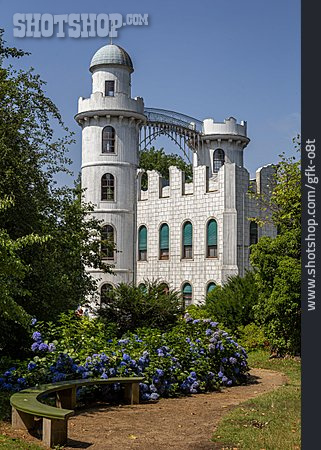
10,377 -> 144,447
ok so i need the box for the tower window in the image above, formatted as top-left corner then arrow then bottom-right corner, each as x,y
159,223 -> 169,260
182,221 -> 193,259
207,219 -> 218,258
102,126 -> 115,153
213,149 -> 225,173
101,225 -> 114,260
182,283 -> 192,306
249,221 -> 258,246
101,283 -> 113,304
138,225 -> 147,261
105,80 -> 115,97
101,173 -> 115,201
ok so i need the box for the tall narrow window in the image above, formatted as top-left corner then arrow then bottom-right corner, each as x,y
159,223 -> 169,260
160,283 -> 169,295
207,219 -> 218,258
207,282 -> 216,295
102,126 -> 115,153
182,283 -> 192,306
105,80 -> 115,97
213,149 -> 225,173
138,225 -> 147,261
101,283 -> 113,304
182,221 -> 193,259
249,221 -> 258,246
101,225 -> 114,260
101,173 -> 115,201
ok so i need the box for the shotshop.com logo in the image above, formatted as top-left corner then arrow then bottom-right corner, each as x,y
13,13 -> 149,38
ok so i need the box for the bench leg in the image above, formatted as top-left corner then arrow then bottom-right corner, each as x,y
43,418 -> 68,448
124,383 -> 140,405
56,387 -> 76,409
12,407 -> 35,431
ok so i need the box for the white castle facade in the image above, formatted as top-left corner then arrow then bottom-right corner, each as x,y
75,43 -> 276,306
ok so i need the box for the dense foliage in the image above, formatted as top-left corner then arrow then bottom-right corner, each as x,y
204,271 -> 259,334
139,147 -> 193,189
0,313 -> 249,401
0,31 -> 109,356
250,147 -> 301,355
98,281 -> 184,336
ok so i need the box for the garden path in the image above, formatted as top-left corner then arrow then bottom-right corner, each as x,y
0,368 -> 286,449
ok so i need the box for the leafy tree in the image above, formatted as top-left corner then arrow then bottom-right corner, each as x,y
204,271 -> 259,334
0,30 -> 110,355
139,147 -> 192,189
98,281 -> 184,335
250,144 -> 301,355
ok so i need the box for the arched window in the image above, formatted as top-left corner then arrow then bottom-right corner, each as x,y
207,219 -> 218,258
138,283 -> 147,294
100,283 -> 113,304
249,221 -> 258,246
102,126 -> 115,153
138,226 -> 147,261
101,173 -> 115,201
213,149 -> 225,173
159,223 -> 169,260
101,225 -> 114,260
207,282 -> 216,295
182,221 -> 193,259
160,283 -> 169,295
182,283 -> 192,306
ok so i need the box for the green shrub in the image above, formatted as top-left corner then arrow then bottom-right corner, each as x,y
237,323 -> 268,351
204,271 -> 259,334
98,281 -> 184,335
0,313 -> 249,401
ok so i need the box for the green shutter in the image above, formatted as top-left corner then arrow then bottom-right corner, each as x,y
160,224 -> 169,250
183,283 -> 192,294
207,220 -> 217,246
139,226 -> 147,251
183,222 -> 192,246
207,282 -> 216,294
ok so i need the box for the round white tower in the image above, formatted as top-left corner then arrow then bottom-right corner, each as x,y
75,44 -> 145,296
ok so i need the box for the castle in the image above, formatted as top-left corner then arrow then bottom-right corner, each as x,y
75,43 -> 276,306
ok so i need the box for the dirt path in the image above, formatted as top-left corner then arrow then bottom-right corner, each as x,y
1,369 -> 286,449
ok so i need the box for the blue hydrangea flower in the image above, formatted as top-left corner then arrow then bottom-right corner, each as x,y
122,353 -> 131,361
155,369 -> 164,377
205,329 -> 213,336
150,384 -> 157,393
17,378 -> 26,385
48,343 -> 56,352
142,393 -> 151,401
27,362 -> 37,371
31,318 -> 37,326
227,380 -> 233,386
222,376 -> 228,383
218,371 -> 224,378
193,319 -> 200,324
31,342 -> 39,352
32,331 -> 42,343
101,372 -> 108,379
190,371 -> 197,379
150,393 -> 159,400
39,343 -> 49,352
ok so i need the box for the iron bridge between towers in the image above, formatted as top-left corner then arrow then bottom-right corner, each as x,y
139,108 -> 204,163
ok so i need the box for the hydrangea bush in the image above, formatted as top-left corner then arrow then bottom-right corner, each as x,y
0,313 -> 248,401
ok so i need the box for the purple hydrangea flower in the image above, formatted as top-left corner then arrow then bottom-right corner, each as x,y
205,329 -> 213,336
48,343 -> 56,352
218,371 -> 224,378
101,372 -> 108,379
222,376 -> 228,383
31,318 -> 37,326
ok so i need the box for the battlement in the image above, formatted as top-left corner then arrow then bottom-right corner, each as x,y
138,163 -> 275,202
77,92 -> 145,117
203,116 -> 247,137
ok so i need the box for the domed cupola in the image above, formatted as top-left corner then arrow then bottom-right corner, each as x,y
89,44 -> 134,73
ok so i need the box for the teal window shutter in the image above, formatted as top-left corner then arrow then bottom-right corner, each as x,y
207,219 -> 217,246
183,283 -> 192,294
139,226 -> 147,251
207,282 -> 216,294
183,222 -> 193,246
160,224 -> 169,249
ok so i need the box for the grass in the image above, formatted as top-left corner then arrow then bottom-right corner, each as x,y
212,349 -> 301,450
0,393 -> 43,450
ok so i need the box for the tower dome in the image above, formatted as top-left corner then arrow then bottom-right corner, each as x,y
89,44 -> 134,73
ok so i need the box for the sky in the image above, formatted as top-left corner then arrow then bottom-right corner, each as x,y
1,0 -> 300,183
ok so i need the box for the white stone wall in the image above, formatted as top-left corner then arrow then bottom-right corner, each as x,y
136,163 -> 276,304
